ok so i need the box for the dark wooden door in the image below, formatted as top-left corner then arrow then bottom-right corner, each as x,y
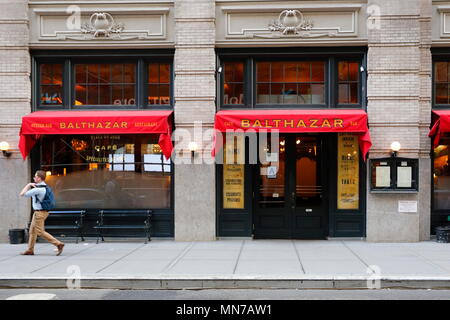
253,134 -> 327,239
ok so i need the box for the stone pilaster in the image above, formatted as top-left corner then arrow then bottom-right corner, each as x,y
173,0 -> 216,241
366,0 -> 432,241
0,0 -> 31,242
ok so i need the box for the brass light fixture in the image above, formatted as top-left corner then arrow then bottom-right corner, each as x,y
0,141 -> 11,157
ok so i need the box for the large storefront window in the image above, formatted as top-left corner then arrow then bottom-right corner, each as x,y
34,53 -> 173,110
219,49 -> 365,109
433,134 -> 450,210
256,61 -> 325,105
40,134 -> 172,209
74,63 -> 136,106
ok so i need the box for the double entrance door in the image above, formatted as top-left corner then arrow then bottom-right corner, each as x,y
253,134 -> 327,239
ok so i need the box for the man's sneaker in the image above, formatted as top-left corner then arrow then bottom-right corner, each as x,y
56,243 -> 64,256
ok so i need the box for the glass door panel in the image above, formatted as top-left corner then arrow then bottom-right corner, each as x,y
259,135 -> 286,208
295,135 -> 322,207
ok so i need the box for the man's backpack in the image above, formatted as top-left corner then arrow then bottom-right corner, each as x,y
35,185 -> 56,210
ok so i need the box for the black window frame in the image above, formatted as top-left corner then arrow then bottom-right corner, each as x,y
32,50 -> 174,111
217,47 -> 367,110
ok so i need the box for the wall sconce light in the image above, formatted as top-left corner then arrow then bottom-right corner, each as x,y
188,141 -> 198,161
390,141 -> 401,157
0,141 -> 11,157
217,66 -> 223,74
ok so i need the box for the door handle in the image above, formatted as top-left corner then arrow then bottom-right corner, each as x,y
291,192 -> 296,209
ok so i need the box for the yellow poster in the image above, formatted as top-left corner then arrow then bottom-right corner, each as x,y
337,133 -> 359,210
223,137 -> 245,209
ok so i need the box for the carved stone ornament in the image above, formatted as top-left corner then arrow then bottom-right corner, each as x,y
269,10 -> 313,35
81,12 -> 124,37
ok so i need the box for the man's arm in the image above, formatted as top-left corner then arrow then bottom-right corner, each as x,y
20,183 -> 36,197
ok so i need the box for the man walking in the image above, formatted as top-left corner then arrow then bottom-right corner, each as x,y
19,170 -> 64,256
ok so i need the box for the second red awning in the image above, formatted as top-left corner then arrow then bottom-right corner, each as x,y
19,110 -> 174,160
429,110 -> 450,148
213,109 -> 372,160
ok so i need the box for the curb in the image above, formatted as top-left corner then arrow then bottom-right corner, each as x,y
1,277 -> 450,290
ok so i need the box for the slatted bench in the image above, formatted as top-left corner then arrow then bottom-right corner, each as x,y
44,210 -> 86,243
94,209 -> 153,244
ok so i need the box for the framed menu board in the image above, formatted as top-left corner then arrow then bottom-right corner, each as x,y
337,133 -> 359,210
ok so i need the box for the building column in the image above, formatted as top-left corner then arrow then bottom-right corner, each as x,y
173,0 -> 216,241
0,0 -> 31,242
366,0 -> 432,242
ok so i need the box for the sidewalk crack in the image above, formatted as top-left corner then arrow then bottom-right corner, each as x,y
95,243 -> 147,273
292,241 -> 306,274
232,240 -> 245,274
30,243 -> 96,273
341,241 -> 370,268
161,242 -> 195,273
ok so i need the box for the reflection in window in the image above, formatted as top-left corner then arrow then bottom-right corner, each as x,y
40,64 -> 63,106
338,61 -> 359,104
148,63 -> 170,105
434,135 -> 450,210
256,61 -> 325,105
74,63 -> 136,106
40,134 -> 171,209
435,62 -> 450,105
223,62 -> 244,105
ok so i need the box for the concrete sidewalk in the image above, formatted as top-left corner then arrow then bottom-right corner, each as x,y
0,240 -> 450,289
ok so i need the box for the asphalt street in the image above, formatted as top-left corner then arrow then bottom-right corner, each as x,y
1,288 -> 450,300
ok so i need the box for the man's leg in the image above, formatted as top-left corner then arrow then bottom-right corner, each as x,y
36,211 -> 63,247
23,212 -> 38,254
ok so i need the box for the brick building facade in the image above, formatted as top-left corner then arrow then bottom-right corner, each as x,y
0,0 -> 448,242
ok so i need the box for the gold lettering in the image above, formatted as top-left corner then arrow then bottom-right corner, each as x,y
121,122 -> 128,128
296,120 -> 306,128
284,120 -> 294,128
68,123 -> 74,129
241,120 -> 250,128
105,122 -> 111,129
113,122 -> 120,128
88,123 -> 95,128
334,119 -> 344,128
97,123 -> 103,129
310,119 -> 318,128
264,120 -> 272,128
60,123 -> 66,129
253,120 -> 262,127
322,119 -> 331,128
273,120 -> 281,127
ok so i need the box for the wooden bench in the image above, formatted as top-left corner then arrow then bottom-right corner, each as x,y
94,209 -> 153,244
44,210 -> 86,243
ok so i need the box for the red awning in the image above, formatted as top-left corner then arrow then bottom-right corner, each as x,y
19,110 -> 174,160
213,109 -> 372,160
429,110 -> 450,148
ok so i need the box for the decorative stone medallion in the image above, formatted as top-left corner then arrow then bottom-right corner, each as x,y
81,12 -> 124,37
269,10 -> 313,35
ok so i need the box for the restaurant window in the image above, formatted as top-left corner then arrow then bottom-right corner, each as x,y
74,63 -> 136,106
338,61 -> 359,105
219,51 -> 366,109
223,61 -> 245,106
256,61 -> 325,105
434,134 -> 450,210
148,63 -> 171,106
39,134 -> 172,209
39,63 -> 63,106
34,55 -> 173,110
435,62 -> 450,105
